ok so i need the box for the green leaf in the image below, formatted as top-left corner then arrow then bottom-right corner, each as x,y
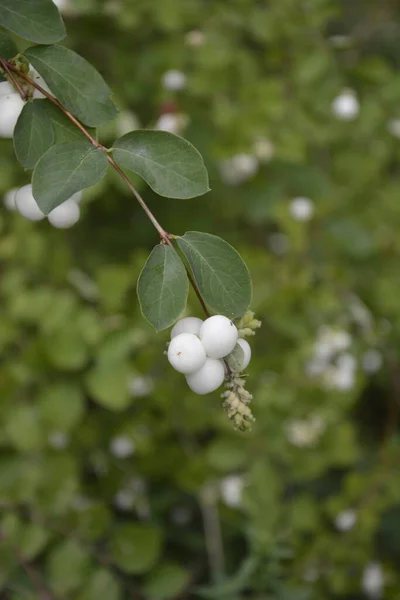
19,523 -> 51,561
43,327 -> 89,371
177,232 -> 252,319
0,0 -> 65,44
110,524 -> 163,574
13,100 -> 54,169
32,141 -> 109,214
79,569 -> 121,600
85,362 -> 132,411
38,382 -> 85,432
137,244 -> 189,331
112,130 -> 210,199
0,27 -> 18,83
47,540 -> 92,595
41,99 -> 97,144
144,563 -> 190,600
5,405 -> 43,452
24,44 -> 118,127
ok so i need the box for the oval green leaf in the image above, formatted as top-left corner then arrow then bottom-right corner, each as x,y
23,45 -> 118,127
0,28 -> 18,82
112,130 -> 210,199
32,141 -> 109,214
0,0 -> 65,44
13,100 -> 54,169
110,524 -> 163,575
177,232 -> 252,319
137,244 -> 189,331
41,99 -> 97,145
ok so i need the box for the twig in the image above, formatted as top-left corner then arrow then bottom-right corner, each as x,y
1,57 -> 212,319
199,482 -> 225,584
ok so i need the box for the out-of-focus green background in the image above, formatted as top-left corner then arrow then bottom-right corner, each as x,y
2,0 -> 400,597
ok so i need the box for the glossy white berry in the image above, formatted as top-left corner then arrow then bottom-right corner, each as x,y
186,358 -> 225,395
15,185 -> 45,221
168,333 -> 207,374
3,188 -> 18,211
199,315 -> 238,359
69,190 -> 83,204
171,317 -> 203,339
0,94 -> 25,138
0,81 -> 15,96
237,338 -> 251,369
48,199 -> 80,229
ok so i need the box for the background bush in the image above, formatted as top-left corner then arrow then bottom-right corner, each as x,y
1,0 -> 400,597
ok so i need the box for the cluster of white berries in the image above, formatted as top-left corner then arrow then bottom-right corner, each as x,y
167,315 -> 251,395
4,184 -> 82,228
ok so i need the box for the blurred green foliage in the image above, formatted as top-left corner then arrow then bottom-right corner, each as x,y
2,0 -> 400,597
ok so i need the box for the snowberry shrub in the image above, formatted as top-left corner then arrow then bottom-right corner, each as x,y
0,0 -> 259,429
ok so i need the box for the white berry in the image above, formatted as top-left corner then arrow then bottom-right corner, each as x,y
168,333 -> 207,374
3,188 -> 18,211
0,81 -> 15,96
237,338 -> 251,369
186,358 -> 225,395
69,190 -> 83,204
331,90 -> 359,120
15,184 -> 45,221
199,315 -> 238,359
48,198 -> 80,229
0,94 -> 25,138
171,317 -> 203,339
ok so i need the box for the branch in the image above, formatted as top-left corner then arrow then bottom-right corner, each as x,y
0,57 -> 212,320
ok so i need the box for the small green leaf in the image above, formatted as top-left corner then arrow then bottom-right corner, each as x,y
41,99 -> 97,144
0,0 -> 65,44
226,343 -> 245,372
79,569 -> 121,600
5,405 -> 43,452
110,524 -> 163,574
144,563 -> 190,600
47,540 -> 92,595
13,100 -> 54,169
177,232 -> 252,319
137,244 -> 189,331
85,362 -> 132,411
24,45 -> 118,127
38,382 -> 85,432
112,130 -> 210,199
19,523 -> 51,561
32,141 -> 108,214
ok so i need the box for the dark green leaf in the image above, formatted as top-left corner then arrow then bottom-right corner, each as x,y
0,0 -> 65,44
13,100 -> 54,169
144,563 -> 190,599
41,99 -> 97,144
24,45 -> 118,127
110,524 -> 163,574
47,540 -> 92,594
177,232 -> 252,319
0,27 -> 18,82
112,130 -> 210,199
79,569 -> 121,600
137,244 -> 189,331
32,141 -> 109,214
